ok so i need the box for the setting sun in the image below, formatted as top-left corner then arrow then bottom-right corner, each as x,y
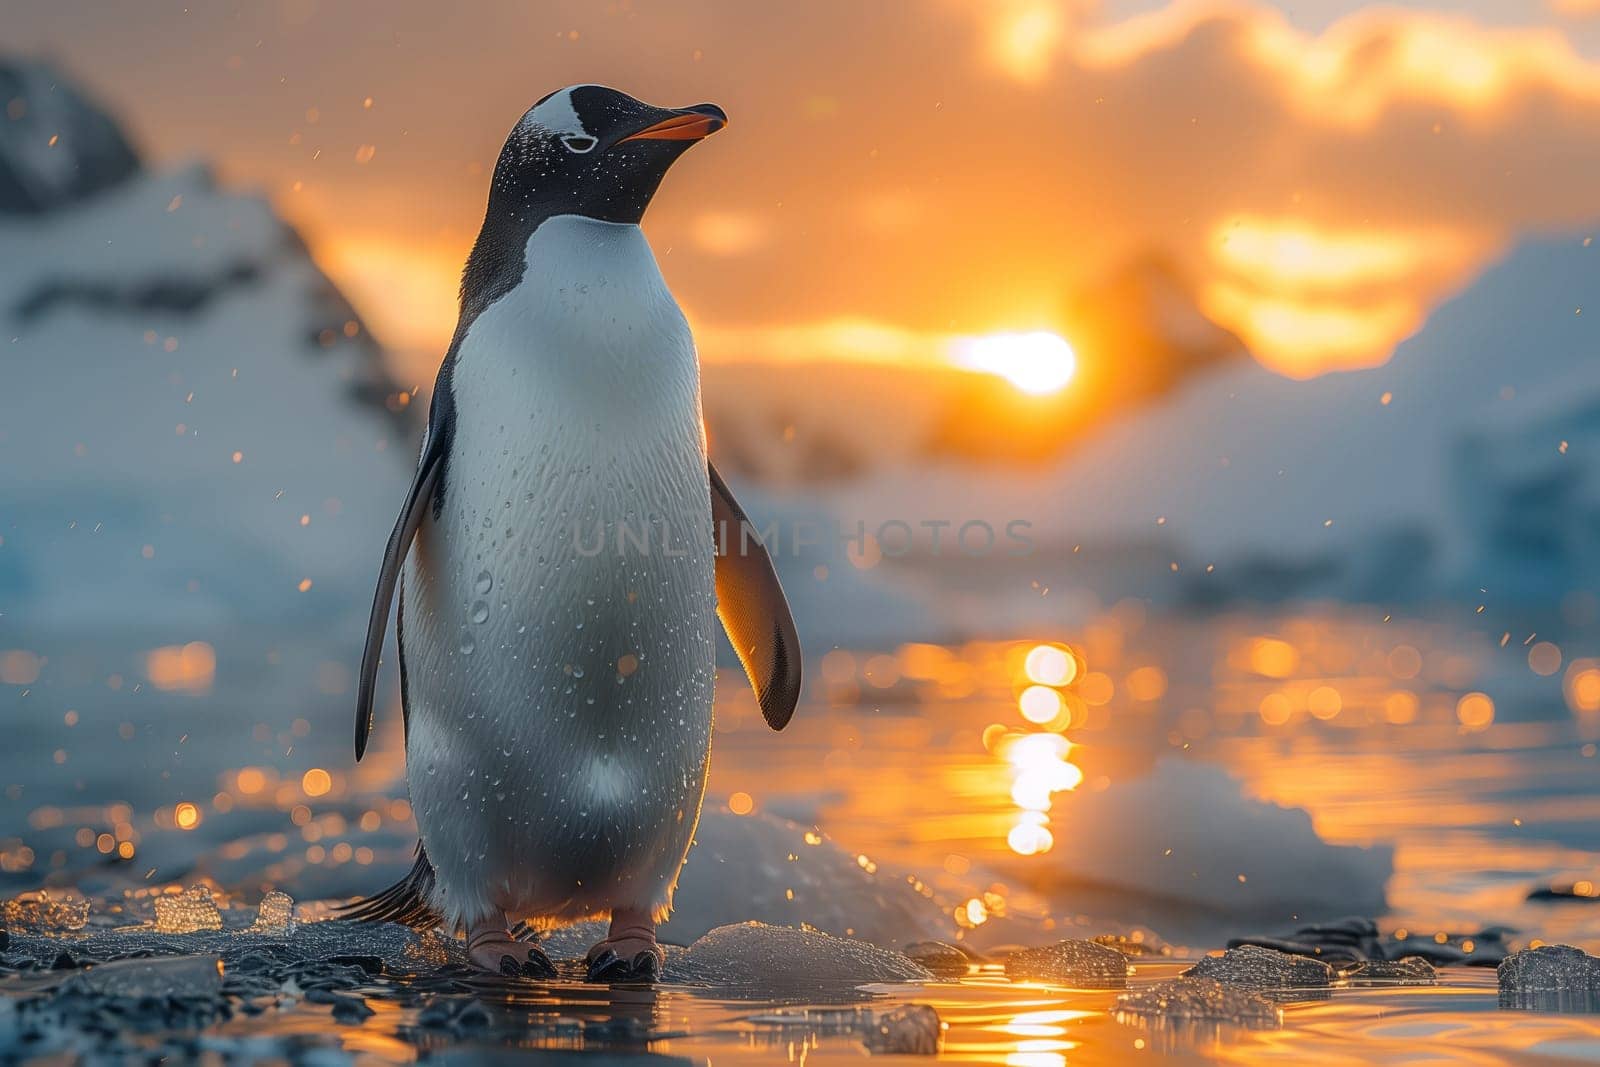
952,331 -> 1078,395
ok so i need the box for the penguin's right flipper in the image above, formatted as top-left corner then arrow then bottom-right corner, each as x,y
710,461 -> 803,730
354,404 -> 448,761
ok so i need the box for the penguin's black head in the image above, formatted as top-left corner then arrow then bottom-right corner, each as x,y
489,84 -> 726,225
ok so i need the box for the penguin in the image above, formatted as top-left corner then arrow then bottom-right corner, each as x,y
339,85 -> 802,983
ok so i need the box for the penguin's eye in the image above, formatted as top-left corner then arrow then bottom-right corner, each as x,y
560,134 -> 597,154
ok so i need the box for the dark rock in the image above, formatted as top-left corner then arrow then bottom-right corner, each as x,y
1185,946 -> 1333,989
1527,883 -> 1600,902
329,994 -> 374,1024
50,950 -> 77,970
0,57 -> 141,215
416,995 -> 492,1033
327,954 -> 385,977
1228,916 -> 1382,963
1005,940 -> 1130,987
13,261 -> 265,323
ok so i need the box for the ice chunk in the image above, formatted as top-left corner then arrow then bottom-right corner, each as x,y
1498,945 -> 1600,992
903,941 -> 974,977
68,954 -> 224,998
1006,939 -> 1130,987
1344,957 -> 1435,985
249,891 -> 295,934
153,885 -> 223,934
676,922 -> 932,986
1116,977 -> 1281,1027
1184,945 -> 1332,989
663,811 -> 956,947
3,890 -> 90,931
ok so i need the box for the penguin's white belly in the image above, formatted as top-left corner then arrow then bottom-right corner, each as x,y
400,217 -> 717,927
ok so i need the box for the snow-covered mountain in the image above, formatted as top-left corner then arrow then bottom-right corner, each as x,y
1,171 -> 412,637
0,60 -> 415,799
766,233 -> 1600,637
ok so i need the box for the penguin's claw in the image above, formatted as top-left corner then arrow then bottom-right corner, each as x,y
468,936 -> 556,978
585,946 -> 662,984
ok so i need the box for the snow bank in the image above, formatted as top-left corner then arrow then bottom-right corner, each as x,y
1038,760 -> 1392,934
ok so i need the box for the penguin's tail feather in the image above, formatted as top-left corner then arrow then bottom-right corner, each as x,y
335,842 -> 443,929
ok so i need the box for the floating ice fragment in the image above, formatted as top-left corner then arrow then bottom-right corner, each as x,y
69,954 -> 224,998
1498,944 -> 1600,992
3,890 -> 90,931
249,891 -> 295,934
903,940 -> 973,977
153,885 -> 223,934
1005,939 -> 1130,987
677,921 -> 931,986
1116,977 -> 1281,1027
1344,957 -> 1435,984
1184,945 -> 1332,989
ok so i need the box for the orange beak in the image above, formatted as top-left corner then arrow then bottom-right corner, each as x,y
618,108 -> 727,144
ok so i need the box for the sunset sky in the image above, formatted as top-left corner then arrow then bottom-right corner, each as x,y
12,0 -> 1600,383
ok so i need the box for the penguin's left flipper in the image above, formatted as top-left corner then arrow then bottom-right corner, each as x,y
710,461 -> 803,730
353,417 -> 447,761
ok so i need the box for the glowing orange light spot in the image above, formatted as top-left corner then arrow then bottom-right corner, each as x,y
1457,692 -> 1495,731
145,642 -> 216,692
0,650 -> 42,686
1307,685 -> 1342,720
1018,685 -> 1063,724
1566,662 -> 1600,713
1246,638 -> 1299,679
728,791 -> 754,816
951,331 -> 1077,395
301,768 -> 332,798
1384,691 -> 1419,724
174,802 -> 200,831
1023,644 -> 1076,686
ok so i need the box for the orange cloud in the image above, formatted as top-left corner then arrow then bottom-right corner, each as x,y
50,0 -> 1596,381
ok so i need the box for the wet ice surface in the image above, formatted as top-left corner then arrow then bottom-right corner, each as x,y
10,614 -> 1600,1061
1005,939 -> 1131,987
1184,945 -> 1334,990
5,898 -> 1600,1064
1115,976 -> 1281,1027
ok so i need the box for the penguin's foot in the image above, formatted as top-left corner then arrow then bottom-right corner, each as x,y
467,919 -> 556,978
585,910 -> 664,984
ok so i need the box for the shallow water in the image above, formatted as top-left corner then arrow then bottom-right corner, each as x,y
5,604 -> 1600,1061
8,945 -> 1600,1065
